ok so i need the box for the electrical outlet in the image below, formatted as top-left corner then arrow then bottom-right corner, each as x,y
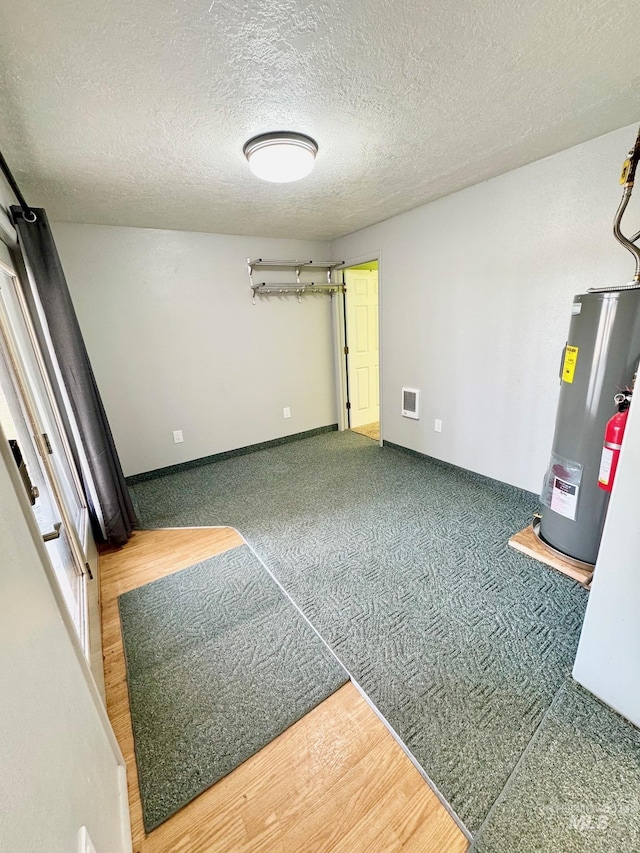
434,419 -> 442,433
283,407 -> 291,419
78,827 -> 98,853
173,429 -> 184,444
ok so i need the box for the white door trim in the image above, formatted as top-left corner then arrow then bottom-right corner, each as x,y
333,253 -> 383,446
0,433 -> 131,849
0,255 -> 106,691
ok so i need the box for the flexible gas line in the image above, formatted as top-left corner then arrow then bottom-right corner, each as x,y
613,125 -> 640,281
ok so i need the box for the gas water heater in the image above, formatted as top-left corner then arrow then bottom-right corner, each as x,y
538,127 -> 640,568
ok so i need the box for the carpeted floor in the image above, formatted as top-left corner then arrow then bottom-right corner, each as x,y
119,546 -> 348,832
129,430 -> 589,836
472,679 -> 640,852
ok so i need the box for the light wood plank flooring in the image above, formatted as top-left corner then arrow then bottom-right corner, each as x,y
351,422 -> 380,441
101,527 -> 469,853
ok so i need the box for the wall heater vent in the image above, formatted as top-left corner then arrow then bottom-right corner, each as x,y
402,388 -> 420,419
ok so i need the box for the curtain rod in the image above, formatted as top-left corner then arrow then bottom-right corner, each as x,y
0,150 -> 36,222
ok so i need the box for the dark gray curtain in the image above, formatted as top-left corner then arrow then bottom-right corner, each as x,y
12,206 -> 137,547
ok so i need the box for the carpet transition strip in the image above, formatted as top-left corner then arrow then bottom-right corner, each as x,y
471,678 -> 640,852
130,430 -> 612,842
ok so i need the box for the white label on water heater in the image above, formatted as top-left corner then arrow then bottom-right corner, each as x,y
571,302 -> 582,315
598,446 -> 614,486
550,476 -> 579,520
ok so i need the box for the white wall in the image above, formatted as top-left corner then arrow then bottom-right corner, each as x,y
573,398 -> 640,727
0,169 -> 18,247
0,432 -> 130,852
52,225 -> 337,476
332,124 -> 640,493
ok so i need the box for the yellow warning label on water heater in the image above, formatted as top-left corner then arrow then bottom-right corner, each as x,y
562,345 -> 579,383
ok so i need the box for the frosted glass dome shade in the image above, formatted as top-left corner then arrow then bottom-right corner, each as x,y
243,132 -> 318,183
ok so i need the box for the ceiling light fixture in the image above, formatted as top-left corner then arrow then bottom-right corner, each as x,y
243,132 -> 318,183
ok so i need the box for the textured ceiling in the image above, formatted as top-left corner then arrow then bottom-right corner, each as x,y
0,0 -> 639,240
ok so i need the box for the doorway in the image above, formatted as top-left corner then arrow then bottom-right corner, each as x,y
341,260 -> 380,442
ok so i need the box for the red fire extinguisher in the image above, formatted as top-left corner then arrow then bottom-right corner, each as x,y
598,393 -> 631,491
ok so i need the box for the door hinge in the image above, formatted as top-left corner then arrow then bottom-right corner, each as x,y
344,345 -> 349,355
346,401 -> 351,410
42,432 -> 53,454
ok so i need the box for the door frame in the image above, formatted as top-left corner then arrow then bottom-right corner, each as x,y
0,258 -> 90,538
333,253 -> 383,445
0,257 -> 90,646
0,430 -> 132,852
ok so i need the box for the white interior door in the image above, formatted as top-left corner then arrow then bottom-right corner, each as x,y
0,261 -> 89,649
345,269 -> 379,428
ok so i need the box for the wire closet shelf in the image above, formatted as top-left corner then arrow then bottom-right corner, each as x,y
247,259 -> 344,303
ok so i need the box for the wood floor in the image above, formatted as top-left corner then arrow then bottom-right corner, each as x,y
351,422 -> 380,441
509,524 -> 593,586
101,527 -> 469,853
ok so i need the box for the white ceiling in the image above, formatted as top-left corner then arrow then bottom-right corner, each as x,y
0,0 -> 639,241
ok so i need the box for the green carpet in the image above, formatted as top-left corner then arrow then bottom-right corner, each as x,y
472,679 -> 640,852
119,546 -> 348,832
129,430 -> 589,834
